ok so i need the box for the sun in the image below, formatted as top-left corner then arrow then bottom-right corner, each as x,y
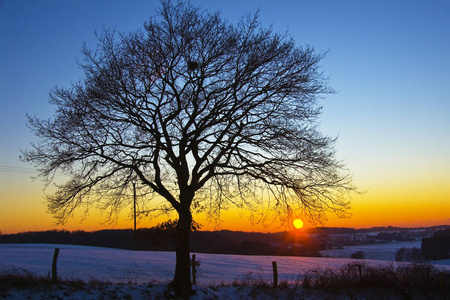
293,218 -> 304,229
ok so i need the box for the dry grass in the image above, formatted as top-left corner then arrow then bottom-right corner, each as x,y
2,263 -> 450,299
302,262 -> 450,299
0,267 -> 52,288
0,266 -> 110,290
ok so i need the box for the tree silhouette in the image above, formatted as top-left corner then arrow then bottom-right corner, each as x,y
24,1 -> 355,297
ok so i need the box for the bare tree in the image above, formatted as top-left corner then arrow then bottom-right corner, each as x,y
23,1 -> 355,298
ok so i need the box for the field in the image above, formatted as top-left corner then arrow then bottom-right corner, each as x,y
1,243 -> 450,299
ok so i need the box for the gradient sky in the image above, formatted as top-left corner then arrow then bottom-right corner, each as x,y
1,0 -> 449,235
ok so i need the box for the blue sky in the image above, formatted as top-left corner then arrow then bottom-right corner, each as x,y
1,0 -> 449,233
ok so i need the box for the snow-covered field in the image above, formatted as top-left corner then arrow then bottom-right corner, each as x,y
320,240 -> 421,261
320,241 -> 450,265
1,243 -> 449,299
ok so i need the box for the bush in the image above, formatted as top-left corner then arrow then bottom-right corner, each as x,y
350,251 -> 366,259
395,247 -> 424,262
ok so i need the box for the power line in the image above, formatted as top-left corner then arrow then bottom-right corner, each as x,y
0,165 -> 37,174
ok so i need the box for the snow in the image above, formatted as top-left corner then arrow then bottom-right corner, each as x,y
320,241 -> 450,266
320,240 -> 423,261
1,243 -> 449,299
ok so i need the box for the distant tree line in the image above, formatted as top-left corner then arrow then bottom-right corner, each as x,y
3,226 -> 449,259
0,228 -> 324,257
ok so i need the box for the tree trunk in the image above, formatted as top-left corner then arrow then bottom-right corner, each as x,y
171,206 -> 193,299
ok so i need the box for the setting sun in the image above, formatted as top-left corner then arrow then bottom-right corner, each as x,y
293,218 -> 304,229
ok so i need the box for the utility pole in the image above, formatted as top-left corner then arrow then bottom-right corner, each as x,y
133,181 -> 137,231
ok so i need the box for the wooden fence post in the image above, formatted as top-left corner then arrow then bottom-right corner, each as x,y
357,263 -> 362,284
192,254 -> 197,284
52,248 -> 60,284
272,261 -> 278,288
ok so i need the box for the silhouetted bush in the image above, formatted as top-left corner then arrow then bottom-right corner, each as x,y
350,251 -> 366,259
395,247 -> 424,262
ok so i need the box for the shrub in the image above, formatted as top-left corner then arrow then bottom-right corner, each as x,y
350,251 -> 366,259
395,247 -> 424,262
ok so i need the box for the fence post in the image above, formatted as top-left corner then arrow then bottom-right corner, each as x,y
52,248 -> 60,284
192,254 -> 197,284
272,261 -> 278,288
357,264 -> 362,284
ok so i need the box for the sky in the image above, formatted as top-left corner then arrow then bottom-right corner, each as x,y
0,0 -> 449,235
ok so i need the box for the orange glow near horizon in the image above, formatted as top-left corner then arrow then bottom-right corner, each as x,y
1,198 -> 449,235
1,169 -> 450,235
1,193 -> 450,235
